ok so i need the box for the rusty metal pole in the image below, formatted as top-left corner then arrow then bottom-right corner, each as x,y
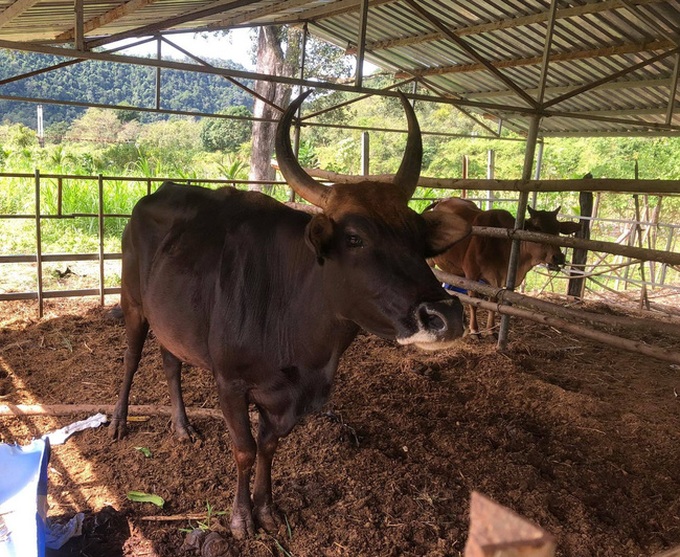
355,0 -> 369,88
496,0 -> 556,350
497,114 -> 541,350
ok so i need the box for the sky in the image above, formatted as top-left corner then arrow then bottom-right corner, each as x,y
116,29 -> 256,70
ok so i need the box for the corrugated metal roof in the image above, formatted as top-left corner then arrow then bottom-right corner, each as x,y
1,0 -> 680,137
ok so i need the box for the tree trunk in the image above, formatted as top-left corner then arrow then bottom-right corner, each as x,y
249,26 -> 297,193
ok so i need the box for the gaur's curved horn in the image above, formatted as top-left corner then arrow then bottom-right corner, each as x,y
275,90 -> 330,208
392,92 -> 423,202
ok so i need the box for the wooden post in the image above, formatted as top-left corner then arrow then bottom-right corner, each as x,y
461,155 -> 469,197
485,150 -> 494,210
567,189 -> 593,299
633,193 -> 650,310
464,492 -> 556,557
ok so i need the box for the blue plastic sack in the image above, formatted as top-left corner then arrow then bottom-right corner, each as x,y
0,438 -> 50,557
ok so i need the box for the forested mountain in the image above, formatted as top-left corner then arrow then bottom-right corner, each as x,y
0,49 -> 253,129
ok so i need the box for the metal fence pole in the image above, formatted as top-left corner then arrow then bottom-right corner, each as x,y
497,115 -> 541,350
34,169 -> 44,317
98,174 -> 105,306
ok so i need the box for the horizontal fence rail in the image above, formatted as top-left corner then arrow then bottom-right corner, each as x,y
1,170 -> 679,320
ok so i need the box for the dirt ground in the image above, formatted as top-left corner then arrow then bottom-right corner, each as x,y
1,296 -> 679,557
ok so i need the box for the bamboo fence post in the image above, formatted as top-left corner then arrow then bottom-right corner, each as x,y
567,191 -> 592,299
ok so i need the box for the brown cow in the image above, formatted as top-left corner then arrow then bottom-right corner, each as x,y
429,197 -> 580,336
110,91 -> 471,539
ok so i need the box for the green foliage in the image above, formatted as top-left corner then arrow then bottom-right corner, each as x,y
44,121 -> 70,144
200,106 -> 252,152
216,153 -> 249,181
64,108 -> 123,144
136,118 -> 203,171
297,139 -> 319,168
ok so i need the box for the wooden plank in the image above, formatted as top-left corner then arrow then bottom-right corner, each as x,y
465,491 -> 555,557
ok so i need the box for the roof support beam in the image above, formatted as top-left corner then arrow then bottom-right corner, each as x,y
351,0 -> 664,54
665,53 -> 680,125
418,77 -> 503,137
464,77 -> 676,101
284,0 -> 393,23
54,0 -> 159,43
544,46 -> 680,109
209,0 -> 388,30
0,0 -> 41,29
309,17 -> 503,136
0,37 -> 154,87
85,0 -> 255,49
396,39 -> 677,79
402,0 -> 539,109
2,38 -> 679,133
160,35 -> 280,111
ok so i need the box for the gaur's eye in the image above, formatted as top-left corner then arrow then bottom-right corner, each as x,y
346,234 -> 364,248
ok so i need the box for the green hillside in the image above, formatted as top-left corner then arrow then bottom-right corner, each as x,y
0,49 -> 253,128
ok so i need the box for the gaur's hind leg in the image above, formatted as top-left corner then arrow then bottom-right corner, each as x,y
160,346 -> 198,442
484,308 -> 498,338
466,290 -> 481,338
253,413 -> 280,532
111,303 -> 148,440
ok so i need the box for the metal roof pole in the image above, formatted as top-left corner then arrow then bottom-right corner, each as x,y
531,140 -> 544,208
355,0 -> 369,88
497,113 -> 541,351
74,0 -> 84,51
155,35 -> 161,111
497,0 -> 555,349
666,52 -> 680,125
290,23 -> 309,202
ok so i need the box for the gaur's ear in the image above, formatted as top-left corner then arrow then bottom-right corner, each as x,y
305,214 -> 334,264
559,220 -> 581,235
422,211 -> 471,257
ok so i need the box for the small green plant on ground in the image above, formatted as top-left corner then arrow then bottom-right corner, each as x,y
178,501 -> 228,533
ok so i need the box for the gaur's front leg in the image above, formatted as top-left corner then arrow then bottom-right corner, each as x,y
216,379 -> 256,539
